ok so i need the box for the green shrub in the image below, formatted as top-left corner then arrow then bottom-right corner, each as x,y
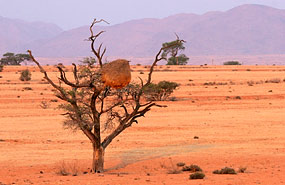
19,69 -> 31,81
213,167 -> 237,174
143,81 -> 179,101
0,65 -> 3,72
189,172 -> 205,179
223,61 -> 241,65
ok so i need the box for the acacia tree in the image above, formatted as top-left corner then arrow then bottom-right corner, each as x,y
28,19 -> 184,173
162,36 -> 189,65
0,52 -> 31,65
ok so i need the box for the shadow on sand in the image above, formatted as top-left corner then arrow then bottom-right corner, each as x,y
106,144 -> 212,171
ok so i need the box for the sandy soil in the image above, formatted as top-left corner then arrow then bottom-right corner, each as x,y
0,65 -> 285,185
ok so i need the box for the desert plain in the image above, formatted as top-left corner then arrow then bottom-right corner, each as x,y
0,64 -> 285,185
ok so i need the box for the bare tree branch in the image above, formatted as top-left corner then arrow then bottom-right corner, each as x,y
27,50 -> 71,102
72,63 -> 79,84
57,66 -> 92,88
89,19 -> 109,68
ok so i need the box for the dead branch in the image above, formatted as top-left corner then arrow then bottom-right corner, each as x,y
72,63 -> 79,84
27,50 -> 71,102
28,49 -> 99,144
57,66 -> 93,88
89,19 -> 109,68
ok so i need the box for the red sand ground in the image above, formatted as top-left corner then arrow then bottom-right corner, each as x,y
0,65 -> 285,185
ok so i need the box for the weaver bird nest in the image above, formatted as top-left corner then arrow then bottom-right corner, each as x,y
100,59 -> 131,89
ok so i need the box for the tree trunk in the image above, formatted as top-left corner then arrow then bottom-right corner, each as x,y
91,144 -> 104,173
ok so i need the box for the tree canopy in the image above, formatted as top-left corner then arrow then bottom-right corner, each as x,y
0,52 -> 31,65
162,39 -> 189,65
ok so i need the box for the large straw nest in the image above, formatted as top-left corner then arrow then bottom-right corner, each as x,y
101,59 -> 131,89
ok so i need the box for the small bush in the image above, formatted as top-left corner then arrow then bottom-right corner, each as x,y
20,69 -> 31,81
0,65 -> 3,72
143,81 -> 179,101
189,172 -> 205,179
213,167 -> 237,174
182,164 -> 203,172
247,81 -> 254,86
204,81 -> 227,86
235,96 -> 242,100
265,78 -> 281,83
23,87 -> 33,91
223,61 -> 241,65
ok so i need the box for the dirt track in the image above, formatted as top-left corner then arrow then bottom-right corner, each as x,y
0,65 -> 285,184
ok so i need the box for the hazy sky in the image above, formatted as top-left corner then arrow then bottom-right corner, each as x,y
0,0 -> 284,30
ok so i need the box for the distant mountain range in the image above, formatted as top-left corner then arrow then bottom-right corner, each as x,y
1,4 -> 285,63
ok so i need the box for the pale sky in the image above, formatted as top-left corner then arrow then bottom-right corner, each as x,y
0,0 -> 284,30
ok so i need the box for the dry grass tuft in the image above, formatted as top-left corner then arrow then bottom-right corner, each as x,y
56,160 -> 82,176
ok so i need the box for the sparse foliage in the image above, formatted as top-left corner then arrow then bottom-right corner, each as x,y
19,69 -> 31,81
28,18 -> 184,173
0,65 -> 3,72
80,57 -> 96,67
166,54 -> 189,65
162,37 -> 189,65
143,81 -> 179,101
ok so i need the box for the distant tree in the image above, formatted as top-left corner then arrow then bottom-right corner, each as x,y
162,37 -> 189,65
19,69 -> 32,81
80,57 -> 96,67
223,61 -> 241,65
0,52 -> 31,65
28,19 -> 184,173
